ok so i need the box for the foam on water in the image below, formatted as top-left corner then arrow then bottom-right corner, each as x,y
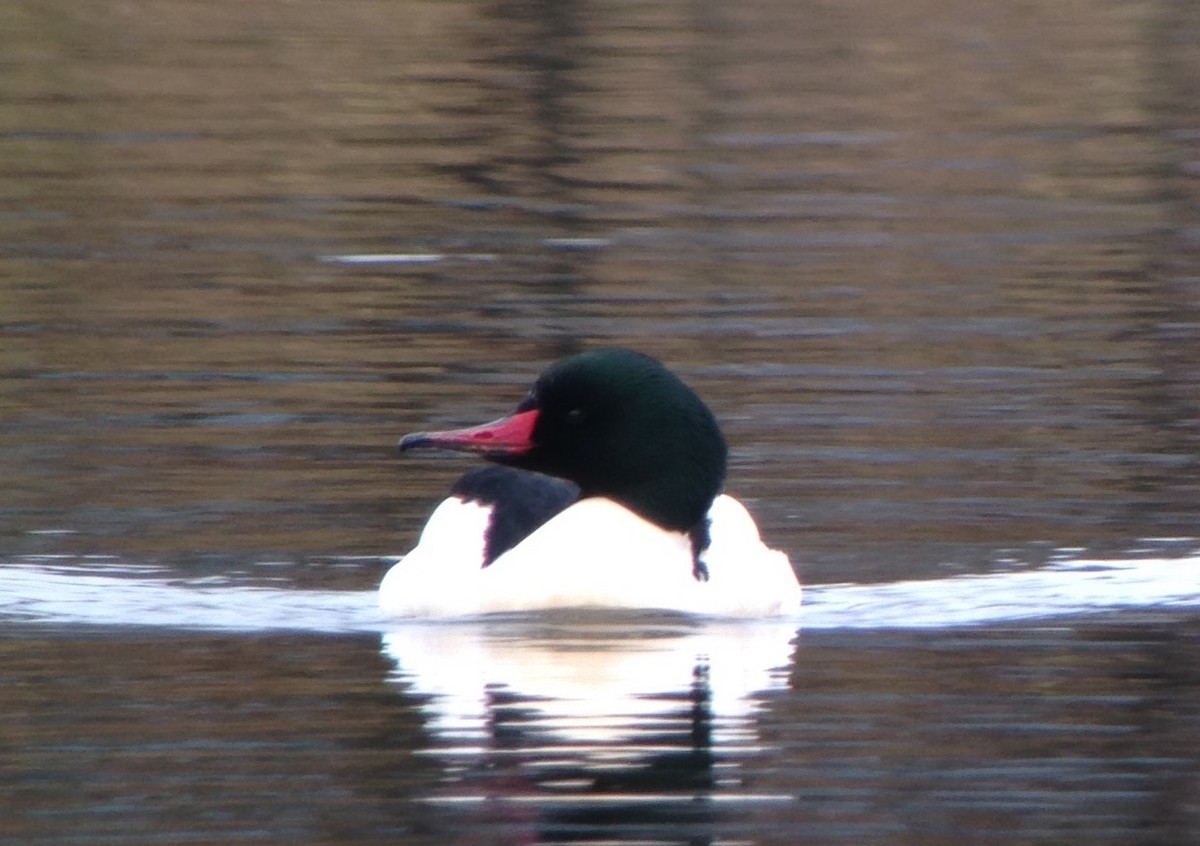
1,548 -> 1198,634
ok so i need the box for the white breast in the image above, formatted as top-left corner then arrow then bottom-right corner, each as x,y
379,494 -> 802,619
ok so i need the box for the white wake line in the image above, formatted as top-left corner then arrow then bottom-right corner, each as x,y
0,563 -> 385,633
0,555 -> 1198,633
799,556 -> 1200,629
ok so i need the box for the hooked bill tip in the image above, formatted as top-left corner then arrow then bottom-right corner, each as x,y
397,432 -> 431,453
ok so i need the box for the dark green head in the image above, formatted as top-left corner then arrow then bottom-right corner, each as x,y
400,348 -> 727,534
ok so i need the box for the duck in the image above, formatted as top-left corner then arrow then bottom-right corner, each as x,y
379,348 -> 802,618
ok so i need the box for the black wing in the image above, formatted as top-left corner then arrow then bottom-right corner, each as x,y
449,466 -> 579,567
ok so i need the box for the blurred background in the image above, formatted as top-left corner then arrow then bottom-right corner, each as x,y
2,0 -> 1198,584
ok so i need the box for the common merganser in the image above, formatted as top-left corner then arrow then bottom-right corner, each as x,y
379,348 -> 802,618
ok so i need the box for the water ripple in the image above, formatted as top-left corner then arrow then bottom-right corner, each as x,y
1,548 -> 1197,634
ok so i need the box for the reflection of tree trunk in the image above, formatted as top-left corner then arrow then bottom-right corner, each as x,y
1109,620 -> 1200,841
1143,0 -> 1200,519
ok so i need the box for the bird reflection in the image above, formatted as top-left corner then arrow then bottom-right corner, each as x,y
380,615 -> 796,844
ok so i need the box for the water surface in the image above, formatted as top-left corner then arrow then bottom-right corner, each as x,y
3,0 -> 1200,843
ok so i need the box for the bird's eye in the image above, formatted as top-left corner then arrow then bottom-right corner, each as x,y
565,408 -> 585,424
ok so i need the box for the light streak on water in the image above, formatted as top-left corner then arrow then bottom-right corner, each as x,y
1,548 -> 1197,634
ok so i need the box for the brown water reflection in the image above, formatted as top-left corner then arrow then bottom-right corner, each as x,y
3,0 -> 1198,581
2,1 -> 1200,842
3,621 -> 1199,845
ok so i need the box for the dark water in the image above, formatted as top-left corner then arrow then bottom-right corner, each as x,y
5,613 -> 1200,845
3,0 -> 1200,843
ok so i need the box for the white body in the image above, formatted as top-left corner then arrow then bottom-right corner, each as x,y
379,494 -> 802,619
